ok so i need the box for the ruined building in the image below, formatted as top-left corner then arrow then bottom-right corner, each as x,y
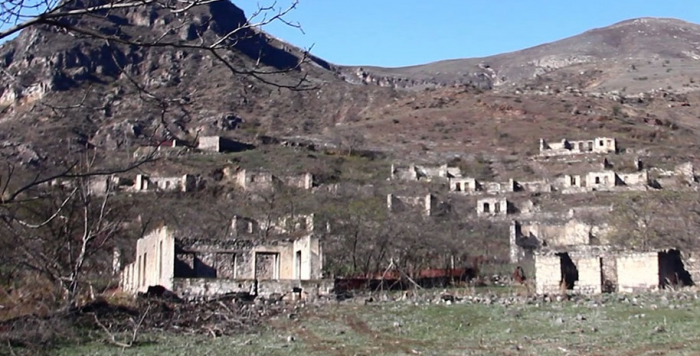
539,137 -> 617,157
120,214 -> 329,301
509,216 -> 695,295
390,164 -> 462,181
234,169 -> 314,191
387,193 -> 440,216
197,136 -> 254,153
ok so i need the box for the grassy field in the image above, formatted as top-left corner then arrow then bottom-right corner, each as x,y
56,292 -> 700,356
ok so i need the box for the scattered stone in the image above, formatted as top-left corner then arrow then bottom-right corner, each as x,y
393,321 -> 401,328
575,314 -> 586,321
653,325 -> 666,333
555,317 -> 565,325
287,335 -> 296,343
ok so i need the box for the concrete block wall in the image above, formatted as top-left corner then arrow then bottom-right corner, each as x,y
535,255 -> 562,294
616,252 -> 659,293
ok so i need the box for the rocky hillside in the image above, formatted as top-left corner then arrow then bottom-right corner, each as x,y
0,0 -> 396,167
2,5 -> 700,170
340,18 -> 700,94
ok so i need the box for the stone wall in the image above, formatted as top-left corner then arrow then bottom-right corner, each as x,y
391,164 -> 461,181
476,197 -> 509,217
133,174 -> 196,192
121,227 -> 176,293
616,252 -> 659,293
387,193 -> 437,216
573,257 -> 602,295
535,255 -> 562,294
539,137 -> 616,157
235,169 -> 274,190
172,278 -> 335,301
282,173 -> 314,190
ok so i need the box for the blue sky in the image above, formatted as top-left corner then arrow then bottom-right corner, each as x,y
239,0 -> 700,67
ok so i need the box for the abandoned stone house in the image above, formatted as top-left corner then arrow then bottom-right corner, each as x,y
560,170 -> 649,193
539,137 -> 617,157
476,197 -> 511,217
509,216 -> 696,295
234,169 -> 314,191
387,193 -> 441,216
133,174 -> 197,193
390,164 -> 462,181
535,249 -> 694,295
120,214 -> 327,300
197,136 -> 254,153
449,177 -> 552,195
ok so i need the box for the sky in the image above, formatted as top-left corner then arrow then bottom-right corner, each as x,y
238,0 -> 700,67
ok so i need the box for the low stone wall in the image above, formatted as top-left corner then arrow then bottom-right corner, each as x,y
172,278 -> 335,301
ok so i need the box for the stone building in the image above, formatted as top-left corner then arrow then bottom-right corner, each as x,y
197,136 -> 254,153
448,177 -> 552,195
120,215 -> 327,300
539,137 -> 617,157
387,193 -> 439,216
234,169 -> 314,191
476,197 -> 511,217
133,174 -> 197,193
534,249 -> 692,295
390,164 -> 461,181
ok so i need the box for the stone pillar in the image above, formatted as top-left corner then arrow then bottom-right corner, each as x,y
509,221 -> 521,264
112,248 -> 121,275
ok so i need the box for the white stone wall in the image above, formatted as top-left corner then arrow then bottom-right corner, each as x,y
476,197 -> 509,217
616,252 -> 659,293
535,255 -> 562,294
573,257 -> 602,295
121,227 -> 176,293
198,136 -> 223,152
539,137 -> 616,157
387,193 -> 435,216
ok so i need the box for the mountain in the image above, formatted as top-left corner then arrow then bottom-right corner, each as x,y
0,0 -> 396,167
341,18 -> 700,94
1,7 -> 700,170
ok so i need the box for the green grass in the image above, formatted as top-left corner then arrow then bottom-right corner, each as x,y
55,293 -> 700,356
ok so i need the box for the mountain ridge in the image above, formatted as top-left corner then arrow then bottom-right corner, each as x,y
339,17 -> 700,93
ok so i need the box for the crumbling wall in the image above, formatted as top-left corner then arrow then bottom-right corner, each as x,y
235,169 -> 274,190
535,255 -> 562,294
675,162 -> 697,184
387,193 -> 436,216
449,177 -> 478,193
120,227 -> 176,293
133,174 -> 195,192
586,171 -> 617,189
282,173 -> 314,190
172,278 -> 334,301
572,257 -> 602,295
616,252 -> 659,293
293,234 -> 323,279
390,164 -> 461,181
618,171 -> 648,186
517,179 -> 552,193
476,197 -> 509,217
539,137 -> 616,157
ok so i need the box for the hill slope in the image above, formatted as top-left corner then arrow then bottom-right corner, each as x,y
341,18 -> 700,94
